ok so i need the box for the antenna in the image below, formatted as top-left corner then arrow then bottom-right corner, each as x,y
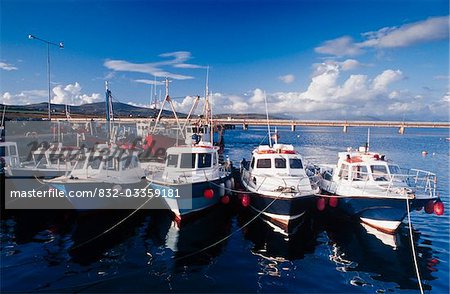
365,128 -> 370,153
264,91 -> 272,147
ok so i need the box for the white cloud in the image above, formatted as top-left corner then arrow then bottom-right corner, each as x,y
361,16 -> 449,48
372,70 -> 403,90
278,74 -> 295,84
134,79 -> 165,85
1,83 -> 101,106
52,82 -> 102,105
315,36 -> 363,56
340,59 -> 361,71
316,16 -> 449,56
0,62 -> 18,71
167,62 -> 447,120
104,51 -> 205,80
1,90 -> 47,105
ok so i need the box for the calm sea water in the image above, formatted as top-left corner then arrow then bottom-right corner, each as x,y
1,127 -> 449,293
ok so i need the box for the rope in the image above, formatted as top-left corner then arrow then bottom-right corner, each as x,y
406,197 -> 424,294
173,191 -> 283,262
71,195 -> 155,250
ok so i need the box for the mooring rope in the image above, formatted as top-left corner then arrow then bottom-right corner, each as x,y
71,194 -> 156,250
405,197 -> 424,294
173,191 -> 283,262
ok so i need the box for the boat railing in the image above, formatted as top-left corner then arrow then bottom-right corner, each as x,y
314,165 -> 436,198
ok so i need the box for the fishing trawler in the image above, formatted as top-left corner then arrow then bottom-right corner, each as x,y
2,142 -> 79,179
313,132 -> 443,233
240,136 -> 318,235
45,143 -> 147,210
239,93 -> 318,235
146,75 -> 234,222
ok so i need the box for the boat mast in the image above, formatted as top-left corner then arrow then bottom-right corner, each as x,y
105,81 -> 112,141
152,78 -> 185,139
264,91 -> 272,147
365,128 -> 370,153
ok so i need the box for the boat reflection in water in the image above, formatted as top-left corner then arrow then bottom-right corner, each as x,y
325,220 -> 437,291
69,210 -> 147,266
147,205 -> 233,266
239,209 -> 318,279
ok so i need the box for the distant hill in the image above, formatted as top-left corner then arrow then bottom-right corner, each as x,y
1,102 -> 184,120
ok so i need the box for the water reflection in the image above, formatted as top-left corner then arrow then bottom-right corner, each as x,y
147,206 -> 233,266
323,219 -> 437,291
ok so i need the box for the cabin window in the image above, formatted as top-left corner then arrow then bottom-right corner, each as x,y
289,158 -> 303,169
275,158 -> 286,168
388,165 -> 401,175
257,158 -> 271,168
167,154 -> 179,167
9,145 -> 17,156
250,157 -> 255,169
198,153 -> 212,168
180,153 -> 196,168
371,165 -> 389,181
352,165 -> 368,181
338,164 -> 349,180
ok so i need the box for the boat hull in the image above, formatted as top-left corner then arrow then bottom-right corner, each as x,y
150,174 -> 233,221
48,180 -> 149,210
324,195 -> 409,233
249,193 -> 315,235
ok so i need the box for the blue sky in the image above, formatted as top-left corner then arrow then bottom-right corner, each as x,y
0,0 -> 449,120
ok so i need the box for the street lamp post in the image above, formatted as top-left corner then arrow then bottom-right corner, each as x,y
28,34 -> 64,120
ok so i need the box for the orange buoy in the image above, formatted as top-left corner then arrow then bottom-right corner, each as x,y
221,195 -> 230,204
317,197 -> 326,211
241,194 -> 250,207
329,197 -> 339,208
434,201 -> 444,215
204,189 -> 214,199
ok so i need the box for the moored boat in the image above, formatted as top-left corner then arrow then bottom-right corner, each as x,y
313,145 -> 442,233
146,142 -> 233,222
45,143 -> 148,209
240,141 -> 319,235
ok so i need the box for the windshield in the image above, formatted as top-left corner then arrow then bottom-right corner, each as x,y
371,165 -> 389,181
289,158 -> 303,169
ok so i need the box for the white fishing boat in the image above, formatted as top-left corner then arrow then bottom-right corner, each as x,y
146,74 -> 234,222
45,143 -> 147,209
2,141 -> 78,179
313,138 -> 443,233
240,140 -> 318,235
239,93 -> 318,235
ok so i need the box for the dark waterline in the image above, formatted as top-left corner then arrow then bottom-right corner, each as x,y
1,127 -> 449,293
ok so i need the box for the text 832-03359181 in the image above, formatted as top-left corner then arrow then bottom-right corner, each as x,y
96,188 -> 181,198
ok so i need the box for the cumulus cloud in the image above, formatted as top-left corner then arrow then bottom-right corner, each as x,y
165,62 -> 447,120
1,83 -> 101,106
2,90 -> 47,105
278,74 -> 295,84
0,62 -> 18,71
104,51 -> 205,80
315,16 -> 449,56
52,82 -> 102,105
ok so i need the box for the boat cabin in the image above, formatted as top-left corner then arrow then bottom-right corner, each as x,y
161,145 -> 220,182
246,144 -> 305,176
0,142 -> 20,168
331,149 -> 401,183
70,144 -> 141,178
